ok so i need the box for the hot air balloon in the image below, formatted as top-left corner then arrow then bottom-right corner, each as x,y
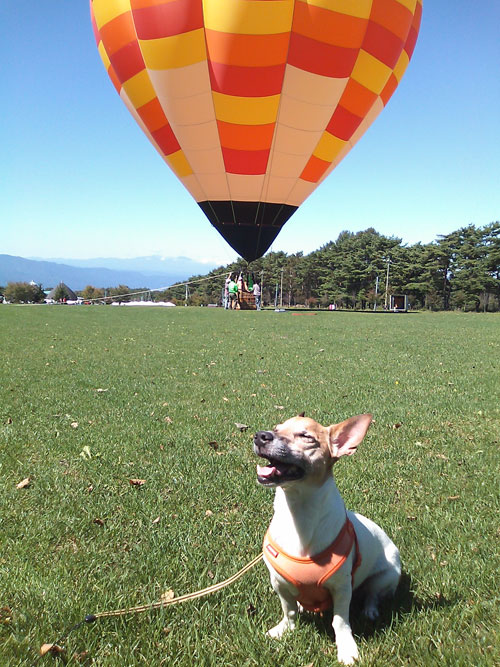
90,0 -> 422,262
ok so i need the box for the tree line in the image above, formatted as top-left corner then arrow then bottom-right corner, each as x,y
160,222 -> 500,311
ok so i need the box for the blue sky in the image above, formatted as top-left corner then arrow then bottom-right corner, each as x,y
2,1 -> 499,266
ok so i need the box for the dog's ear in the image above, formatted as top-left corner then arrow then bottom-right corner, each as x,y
328,414 -> 372,459
298,411 -> 305,418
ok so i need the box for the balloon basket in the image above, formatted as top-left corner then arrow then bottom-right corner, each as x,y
237,292 -> 256,310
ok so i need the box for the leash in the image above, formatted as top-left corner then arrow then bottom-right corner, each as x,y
35,552 -> 263,661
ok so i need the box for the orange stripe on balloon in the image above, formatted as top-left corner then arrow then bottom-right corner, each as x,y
326,106 -> 363,141
108,65 -> 122,94
370,0 -> 413,41
300,155 -> 330,183
132,0 -> 203,39
209,61 -> 285,97
137,97 -> 169,133
99,11 -> 137,56
292,3 -> 367,49
131,0 -> 178,9
333,78 -> 378,118
379,72 -> 398,106
363,21 -> 404,69
205,30 -> 289,68
217,121 -> 275,151
289,33 -> 358,78
222,147 -> 270,176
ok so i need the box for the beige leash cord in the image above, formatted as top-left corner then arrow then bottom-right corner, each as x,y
90,551 -> 263,620
36,552 -> 263,662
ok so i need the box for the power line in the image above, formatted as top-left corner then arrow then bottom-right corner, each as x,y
83,270 -> 228,304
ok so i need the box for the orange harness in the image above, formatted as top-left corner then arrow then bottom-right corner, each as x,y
263,518 -> 361,613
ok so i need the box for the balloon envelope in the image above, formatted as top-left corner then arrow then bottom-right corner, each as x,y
90,0 -> 422,262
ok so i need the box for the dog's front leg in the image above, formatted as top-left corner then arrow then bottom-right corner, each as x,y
327,579 -> 359,665
267,573 -> 299,639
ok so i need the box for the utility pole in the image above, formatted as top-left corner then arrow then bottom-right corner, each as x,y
384,257 -> 391,310
374,275 -> 379,311
280,268 -> 284,309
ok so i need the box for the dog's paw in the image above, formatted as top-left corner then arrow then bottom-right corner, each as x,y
267,619 -> 294,639
363,602 -> 380,621
337,638 -> 359,665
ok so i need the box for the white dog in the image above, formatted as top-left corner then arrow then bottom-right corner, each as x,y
254,414 -> 401,665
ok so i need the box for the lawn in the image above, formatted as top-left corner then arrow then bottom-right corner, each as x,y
1,306 -> 498,666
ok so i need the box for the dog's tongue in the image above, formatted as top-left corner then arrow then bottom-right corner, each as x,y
257,464 -> 278,478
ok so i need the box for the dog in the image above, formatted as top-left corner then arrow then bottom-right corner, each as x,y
253,414 -> 401,665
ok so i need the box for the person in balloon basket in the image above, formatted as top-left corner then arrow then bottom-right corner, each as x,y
253,280 -> 261,310
228,275 -> 238,310
236,272 -> 248,309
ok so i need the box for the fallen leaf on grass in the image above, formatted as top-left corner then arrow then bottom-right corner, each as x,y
74,651 -> 89,663
448,495 -> 460,501
70,422 -> 79,429
93,518 -> 105,526
164,416 -> 173,424
274,405 -> 284,410
152,516 -> 160,524
207,570 -> 215,579
392,422 -> 402,429
129,479 -> 146,486
235,423 -> 249,431
95,388 -> 108,393
0,607 -> 12,624
6,417 -> 12,425
205,510 -> 213,517
40,644 -> 65,656
208,441 -> 218,450
160,589 -> 175,602
80,446 -> 92,459
16,477 -> 31,489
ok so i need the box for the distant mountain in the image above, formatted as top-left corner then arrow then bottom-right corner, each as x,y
31,255 -> 217,277
0,255 -> 218,291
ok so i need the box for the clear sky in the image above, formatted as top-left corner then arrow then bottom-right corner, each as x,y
2,1 -> 499,266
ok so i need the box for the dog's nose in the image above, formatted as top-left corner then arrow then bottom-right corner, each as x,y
254,431 -> 274,447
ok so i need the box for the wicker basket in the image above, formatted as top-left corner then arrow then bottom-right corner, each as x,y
237,291 -> 256,310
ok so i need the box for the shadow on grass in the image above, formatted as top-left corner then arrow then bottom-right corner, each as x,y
299,571 -> 456,640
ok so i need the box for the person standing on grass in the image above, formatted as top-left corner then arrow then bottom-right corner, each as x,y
224,273 -> 232,309
228,275 -> 238,309
253,280 -> 261,310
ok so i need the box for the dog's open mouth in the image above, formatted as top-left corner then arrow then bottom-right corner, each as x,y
256,457 -> 305,485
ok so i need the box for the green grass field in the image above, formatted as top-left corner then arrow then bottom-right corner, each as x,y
1,306 -> 499,666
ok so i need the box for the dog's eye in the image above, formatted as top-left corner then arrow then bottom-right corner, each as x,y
301,433 -> 316,442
